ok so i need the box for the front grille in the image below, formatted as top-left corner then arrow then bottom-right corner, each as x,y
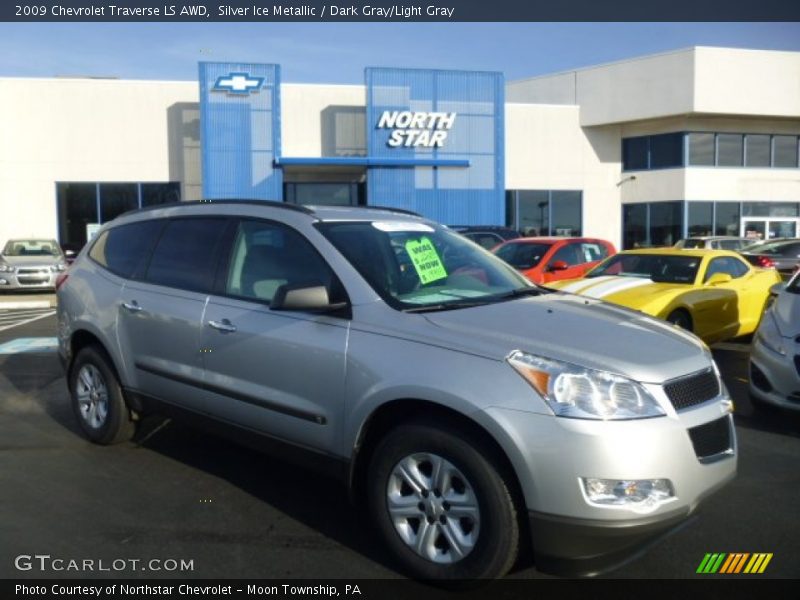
664,369 -> 720,411
688,417 -> 732,461
750,363 -> 772,393
17,267 -> 49,275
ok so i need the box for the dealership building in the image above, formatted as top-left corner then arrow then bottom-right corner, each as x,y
1,46 -> 799,251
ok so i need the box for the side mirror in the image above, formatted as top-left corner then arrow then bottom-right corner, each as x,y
705,272 -> 733,286
271,283 -> 348,313
547,260 -> 569,272
769,282 -> 787,296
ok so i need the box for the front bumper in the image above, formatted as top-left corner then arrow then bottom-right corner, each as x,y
529,507 -> 692,576
750,338 -> 800,411
0,269 -> 58,290
478,394 -> 737,576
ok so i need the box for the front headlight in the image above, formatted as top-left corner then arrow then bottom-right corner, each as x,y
507,351 -> 665,420
756,312 -> 786,356
0,264 -> 14,273
50,263 -> 67,272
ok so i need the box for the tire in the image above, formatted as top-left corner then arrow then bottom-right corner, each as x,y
69,345 -> 135,445
666,309 -> 693,332
367,421 -> 519,581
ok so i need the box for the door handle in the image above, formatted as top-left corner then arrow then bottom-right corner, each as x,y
208,319 -> 237,333
122,301 -> 142,312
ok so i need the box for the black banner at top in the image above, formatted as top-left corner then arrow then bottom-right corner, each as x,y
2,0 -> 800,22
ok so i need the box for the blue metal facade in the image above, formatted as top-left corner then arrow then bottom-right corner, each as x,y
365,68 -> 505,225
199,62 -> 282,200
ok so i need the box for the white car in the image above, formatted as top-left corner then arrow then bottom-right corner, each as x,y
750,270 -> 800,411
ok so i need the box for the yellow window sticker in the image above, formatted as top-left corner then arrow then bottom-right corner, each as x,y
405,237 -> 448,285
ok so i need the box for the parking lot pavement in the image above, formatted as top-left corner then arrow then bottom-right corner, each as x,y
1,315 -> 798,580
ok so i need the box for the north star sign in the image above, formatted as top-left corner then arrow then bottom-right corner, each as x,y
212,73 -> 264,94
377,111 -> 457,148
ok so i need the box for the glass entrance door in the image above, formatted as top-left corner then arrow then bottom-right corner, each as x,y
742,218 -> 799,242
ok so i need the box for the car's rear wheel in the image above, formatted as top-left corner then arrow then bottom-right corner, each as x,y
70,346 -> 135,445
667,309 -> 693,332
367,421 -> 519,581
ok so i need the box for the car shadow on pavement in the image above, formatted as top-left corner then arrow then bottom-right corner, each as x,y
129,414 -> 403,576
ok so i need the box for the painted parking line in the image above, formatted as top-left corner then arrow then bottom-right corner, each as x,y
0,310 -> 56,333
0,337 -> 59,354
0,300 -> 52,309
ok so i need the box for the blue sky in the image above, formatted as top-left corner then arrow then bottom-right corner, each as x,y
1,22 -> 799,83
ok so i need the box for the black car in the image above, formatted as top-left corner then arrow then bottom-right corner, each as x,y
449,225 -> 521,250
740,238 -> 800,279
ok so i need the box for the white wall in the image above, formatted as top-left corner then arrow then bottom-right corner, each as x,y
280,83 -> 366,157
508,47 -> 800,127
505,104 -> 623,247
0,77 -> 198,244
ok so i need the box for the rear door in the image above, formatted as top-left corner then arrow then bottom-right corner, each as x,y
117,217 -> 230,413
199,218 -> 350,454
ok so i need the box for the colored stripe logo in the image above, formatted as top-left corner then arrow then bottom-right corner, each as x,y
696,553 -> 773,574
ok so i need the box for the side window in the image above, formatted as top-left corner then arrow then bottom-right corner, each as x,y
579,242 -> 609,263
467,233 -> 502,250
550,243 -> 582,266
225,220 -> 337,304
88,220 -> 163,279
705,257 -> 748,282
144,218 -> 228,293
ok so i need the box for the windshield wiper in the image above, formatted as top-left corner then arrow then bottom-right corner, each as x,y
494,286 -> 548,299
402,300 -> 492,313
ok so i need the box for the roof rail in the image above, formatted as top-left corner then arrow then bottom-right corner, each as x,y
361,205 -> 422,217
118,199 -> 316,219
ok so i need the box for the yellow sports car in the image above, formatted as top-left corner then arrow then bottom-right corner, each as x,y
548,248 -> 782,344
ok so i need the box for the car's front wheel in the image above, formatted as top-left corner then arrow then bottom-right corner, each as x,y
367,421 -> 519,581
667,309 -> 693,332
70,345 -> 135,445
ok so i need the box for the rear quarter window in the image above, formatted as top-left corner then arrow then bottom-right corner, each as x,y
88,220 -> 164,279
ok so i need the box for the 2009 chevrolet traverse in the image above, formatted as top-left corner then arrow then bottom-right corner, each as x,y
57,201 -> 736,580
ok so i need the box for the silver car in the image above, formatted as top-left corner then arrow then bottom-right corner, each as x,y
750,271 -> 800,411
57,201 -> 736,580
0,238 -> 68,291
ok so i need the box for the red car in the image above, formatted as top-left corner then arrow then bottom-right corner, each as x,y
492,237 -> 616,284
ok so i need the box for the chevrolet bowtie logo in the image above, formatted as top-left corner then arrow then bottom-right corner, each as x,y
212,72 -> 264,94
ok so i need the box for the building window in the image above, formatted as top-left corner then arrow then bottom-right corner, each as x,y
509,190 -> 582,237
622,133 -> 683,171
773,135 -> 799,168
717,134 -> 744,167
742,202 -> 800,218
745,134 -> 771,167
284,182 -> 363,206
622,204 -> 647,249
687,201 -> 714,237
714,202 -> 741,236
621,201 -> 683,249
688,133 -> 715,166
56,181 -> 181,250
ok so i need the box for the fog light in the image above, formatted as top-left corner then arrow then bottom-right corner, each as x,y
582,478 -> 674,512
0,279 -> 7,285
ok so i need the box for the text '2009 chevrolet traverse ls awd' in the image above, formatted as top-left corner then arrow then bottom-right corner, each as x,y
57,201 -> 736,581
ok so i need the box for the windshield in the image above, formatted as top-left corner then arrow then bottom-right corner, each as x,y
587,253 -> 700,284
317,221 -> 532,310
493,242 -> 552,270
2,240 -> 63,257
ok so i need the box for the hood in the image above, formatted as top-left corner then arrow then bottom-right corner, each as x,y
420,292 -> 710,384
773,291 -> 800,338
1,255 -> 63,267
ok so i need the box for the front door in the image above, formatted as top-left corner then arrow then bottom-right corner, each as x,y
200,218 -> 349,454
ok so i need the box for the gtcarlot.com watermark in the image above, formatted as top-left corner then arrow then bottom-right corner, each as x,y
14,554 -> 194,573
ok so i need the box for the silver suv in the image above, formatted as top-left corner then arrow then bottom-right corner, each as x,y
57,201 -> 736,580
